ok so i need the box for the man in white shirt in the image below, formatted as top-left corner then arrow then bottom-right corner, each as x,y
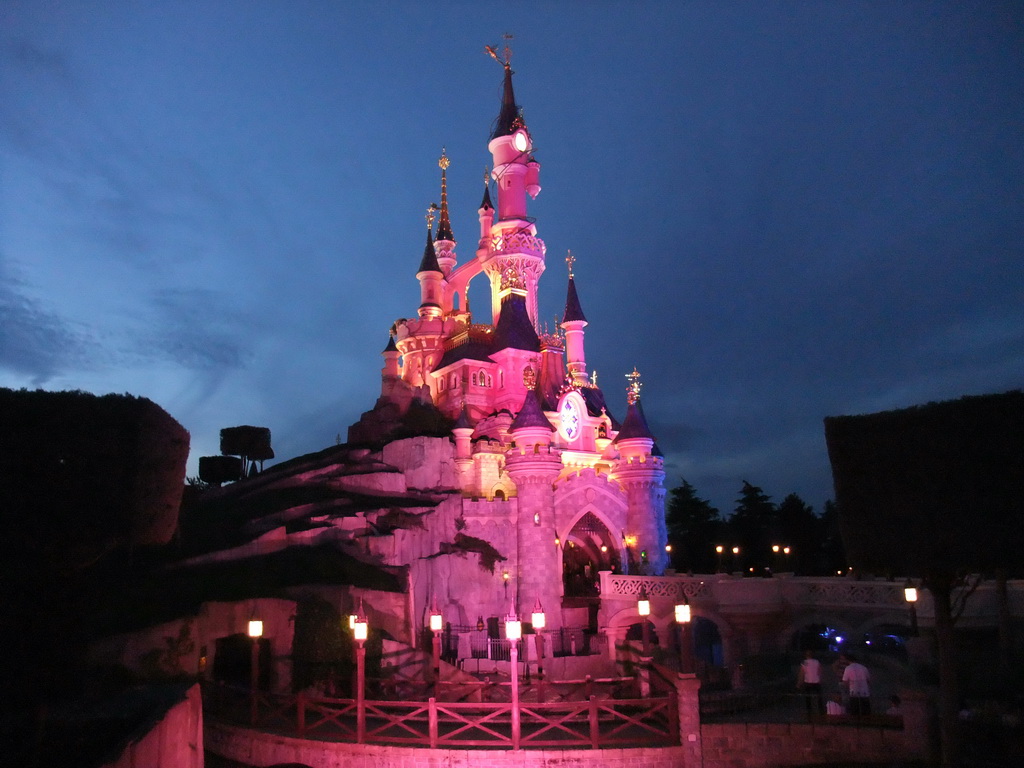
842,655 -> 871,716
797,649 -> 824,717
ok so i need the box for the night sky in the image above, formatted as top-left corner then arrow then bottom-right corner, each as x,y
2,2 -> 1022,514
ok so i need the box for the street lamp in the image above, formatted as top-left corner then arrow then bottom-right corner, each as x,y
429,602 -> 443,687
531,599 -> 546,686
715,545 -> 724,573
674,598 -> 693,674
352,601 -> 368,743
904,579 -> 919,636
505,608 -> 522,749
637,586 -> 651,656
248,617 -> 263,725
731,546 -> 740,573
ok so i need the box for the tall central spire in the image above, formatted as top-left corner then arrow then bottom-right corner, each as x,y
435,148 -> 454,242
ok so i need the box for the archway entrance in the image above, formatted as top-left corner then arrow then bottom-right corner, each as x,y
214,633 -> 270,689
562,512 -> 620,597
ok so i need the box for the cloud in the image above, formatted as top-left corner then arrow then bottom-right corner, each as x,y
0,262 -> 88,385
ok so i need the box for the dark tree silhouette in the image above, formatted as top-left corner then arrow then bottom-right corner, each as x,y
825,390 -> 1024,768
728,481 -> 776,574
220,425 -> 274,476
773,493 -> 818,574
199,454 -> 244,486
665,479 -> 722,573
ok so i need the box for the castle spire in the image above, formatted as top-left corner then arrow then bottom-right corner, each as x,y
435,148 -> 454,242
417,208 -> 441,274
487,37 -> 521,140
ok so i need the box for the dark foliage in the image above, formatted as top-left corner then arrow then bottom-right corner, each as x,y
0,388 -> 189,570
824,390 -> 1024,578
199,454 -> 242,485
665,479 -> 722,573
220,425 -> 273,461
433,532 -> 507,574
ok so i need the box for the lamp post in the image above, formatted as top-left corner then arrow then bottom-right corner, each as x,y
352,602 -> 368,743
505,609 -> 522,750
429,602 -> 443,688
637,586 -> 651,657
531,600 -> 546,692
715,545 -> 724,573
247,617 -> 263,725
731,546 -> 740,573
674,598 -> 693,674
904,579 -> 919,636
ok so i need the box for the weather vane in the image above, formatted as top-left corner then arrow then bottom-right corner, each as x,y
485,33 -> 514,67
566,250 -> 575,279
483,166 -> 490,185
626,367 -> 643,404
426,203 -> 438,229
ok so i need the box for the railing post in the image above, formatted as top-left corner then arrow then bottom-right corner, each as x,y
356,643 -> 366,744
510,641 -> 520,750
296,691 -> 306,736
585,674 -> 593,700
428,697 -> 438,748
675,673 -> 702,765
589,695 -> 600,748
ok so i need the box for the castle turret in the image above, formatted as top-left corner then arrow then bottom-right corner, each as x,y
482,57 -> 546,327
506,387 -> 562,629
561,251 -> 589,387
417,221 -> 443,320
609,370 -> 668,574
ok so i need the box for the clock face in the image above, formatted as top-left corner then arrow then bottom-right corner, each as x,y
513,130 -> 529,153
560,398 -> 582,441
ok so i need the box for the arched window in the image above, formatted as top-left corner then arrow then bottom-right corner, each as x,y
477,369 -> 487,388
451,373 -> 457,388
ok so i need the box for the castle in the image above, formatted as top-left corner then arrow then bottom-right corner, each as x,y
344,50 -> 669,636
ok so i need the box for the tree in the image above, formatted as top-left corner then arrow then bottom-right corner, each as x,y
665,479 -> 722,573
825,390 -> 1024,768
220,425 -> 274,477
773,493 -> 818,574
727,481 -> 776,573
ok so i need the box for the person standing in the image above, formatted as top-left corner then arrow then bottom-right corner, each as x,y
842,655 -> 871,716
797,649 -> 824,717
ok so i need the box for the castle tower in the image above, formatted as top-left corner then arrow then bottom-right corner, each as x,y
561,251 -> 589,387
609,370 -> 669,574
505,386 -> 562,629
481,59 -> 546,328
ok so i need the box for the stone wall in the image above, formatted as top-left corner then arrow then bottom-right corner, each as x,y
700,721 -> 923,767
103,684 -> 203,768
207,722 -> 689,768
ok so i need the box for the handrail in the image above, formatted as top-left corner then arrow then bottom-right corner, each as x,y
202,680 -> 678,750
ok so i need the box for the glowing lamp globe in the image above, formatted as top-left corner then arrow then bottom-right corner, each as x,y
904,586 -> 918,603
505,615 -> 522,641
674,602 -> 691,624
637,588 -> 651,617
248,620 -> 263,638
353,618 -> 368,642
531,603 -> 546,631
429,610 -> 443,633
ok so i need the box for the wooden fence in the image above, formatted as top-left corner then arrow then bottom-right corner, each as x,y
203,680 -> 679,750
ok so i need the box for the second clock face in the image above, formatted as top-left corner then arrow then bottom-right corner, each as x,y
560,397 -> 581,441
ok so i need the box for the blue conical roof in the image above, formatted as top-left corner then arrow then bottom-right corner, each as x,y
615,398 -> 655,441
418,226 -> 441,274
510,388 -> 554,432
492,293 -> 540,352
562,276 -> 587,324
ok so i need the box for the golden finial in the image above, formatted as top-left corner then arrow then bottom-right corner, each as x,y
439,147 -> 450,171
591,370 -> 598,387
483,166 -> 491,185
626,367 -> 642,405
502,33 -> 514,66
566,250 -> 575,279
426,203 -> 438,229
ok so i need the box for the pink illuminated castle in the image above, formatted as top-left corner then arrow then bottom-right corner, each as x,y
347,51 -> 669,635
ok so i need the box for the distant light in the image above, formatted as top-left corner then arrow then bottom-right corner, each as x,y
715,545 -> 724,554
601,545 -> 608,553
835,636 -> 844,644
665,544 -> 672,553
904,586 -> 918,603
532,601 -> 546,630
772,545 -> 780,553
248,620 -> 263,638
637,588 -> 651,617
429,610 -> 443,633
732,547 -> 740,555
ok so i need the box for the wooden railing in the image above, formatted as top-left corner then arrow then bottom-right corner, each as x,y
203,680 -> 678,750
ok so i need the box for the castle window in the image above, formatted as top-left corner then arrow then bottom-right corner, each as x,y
451,373 -> 457,388
472,373 -> 478,386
